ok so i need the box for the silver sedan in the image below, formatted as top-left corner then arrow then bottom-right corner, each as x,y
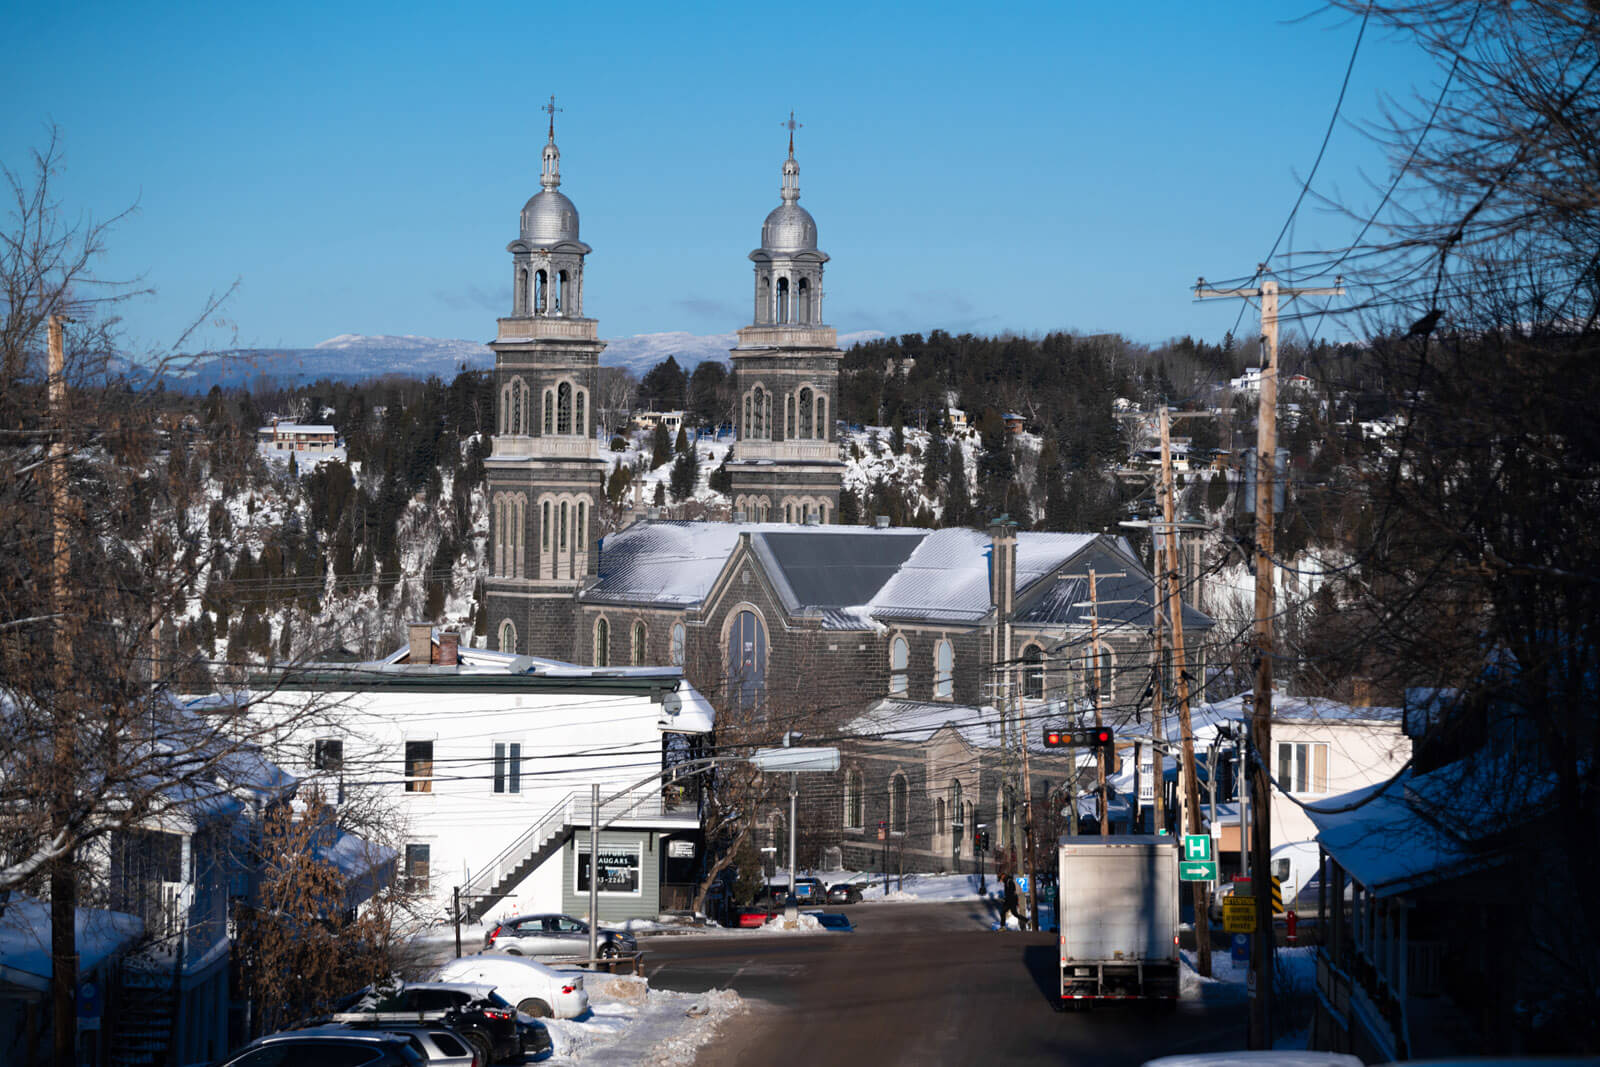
483,913 -> 637,958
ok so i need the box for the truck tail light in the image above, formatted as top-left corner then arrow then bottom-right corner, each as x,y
483,1009 -> 512,1021
561,984 -> 576,995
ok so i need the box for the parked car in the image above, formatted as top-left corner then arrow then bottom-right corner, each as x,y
826,881 -> 864,905
735,904 -> 774,928
434,954 -> 590,1020
351,1025 -> 480,1067
482,913 -> 638,959
806,911 -> 854,931
218,1027 -> 425,1067
791,877 -> 826,903
328,982 -> 521,1065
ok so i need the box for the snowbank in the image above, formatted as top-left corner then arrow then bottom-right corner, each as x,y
543,981 -> 744,1065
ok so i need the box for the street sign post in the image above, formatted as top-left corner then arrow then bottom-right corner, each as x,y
1183,834 -> 1212,862
1179,860 -> 1218,882
1223,894 -> 1258,933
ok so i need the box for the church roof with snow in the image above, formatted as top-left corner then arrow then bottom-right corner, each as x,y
587,520 -> 1212,632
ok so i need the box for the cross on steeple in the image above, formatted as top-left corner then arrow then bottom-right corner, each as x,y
781,110 -> 802,156
543,95 -> 563,140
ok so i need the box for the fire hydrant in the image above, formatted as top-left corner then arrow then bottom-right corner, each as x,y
1286,908 -> 1299,946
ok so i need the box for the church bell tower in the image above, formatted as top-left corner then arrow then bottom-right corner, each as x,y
726,114 -> 845,524
483,99 -> 605,658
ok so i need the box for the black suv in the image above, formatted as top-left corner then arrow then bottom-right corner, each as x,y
327,982 -> 531,1064
219,1028 -> 425,1067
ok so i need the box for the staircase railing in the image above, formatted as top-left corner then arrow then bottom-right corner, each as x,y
462,781 -> 665,904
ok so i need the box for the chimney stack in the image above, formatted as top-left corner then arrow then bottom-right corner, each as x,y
406,622 -> 432,665
875,515 -> 891,529
438,630 -> 460,666
988,518 -> 1018,616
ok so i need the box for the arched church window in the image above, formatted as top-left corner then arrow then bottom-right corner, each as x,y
541,500 -> 550,551
535,269 -> 547,314
557,382 -> 573,435
889,635 -> 909,695
498,619 -> 517,654
776,277 -> 790,324
670,621 -> 686,666
559,501 -> 569,550
759,275 -> 771,324
556,270 -> 568,314
726,610 -> 767,712
594,617 -> 609,667
844,768 -> 863,829
517,268 -> 529,315
798,278 -> 810,323
544,390 -> 554,436
816,395 -> 827,439
743,395 -> 752,437
935,639 -> 955,699
1022,644 -> 1045,700
798,387 -> 814,439
631,620 -> 647,665
511,381 -> 523,435
785,395 -> 795,439
575,390 -> 585,437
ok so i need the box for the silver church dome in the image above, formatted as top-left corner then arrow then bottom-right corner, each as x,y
762,202 -> 817,253
520,189 -> 580,246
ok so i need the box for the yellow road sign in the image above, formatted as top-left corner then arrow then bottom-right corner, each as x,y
1223,895 -> 1257,933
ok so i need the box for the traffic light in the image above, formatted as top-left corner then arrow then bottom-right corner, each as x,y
1042,727 -> 1114,755
974,829 -> 990,852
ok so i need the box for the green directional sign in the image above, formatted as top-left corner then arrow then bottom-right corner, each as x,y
1179,860 -> 1218,882
1183,834 -> 1212,862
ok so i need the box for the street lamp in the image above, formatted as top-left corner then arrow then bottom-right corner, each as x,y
759,845 -> 777,908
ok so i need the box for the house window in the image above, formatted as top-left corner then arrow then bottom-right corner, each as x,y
312,738 -> 343,772
934,639 -> 954,699
891,773 -> 908,834
726,610 -> 767,711
844,768 -> 863,829
594,617 -> 610,666
404,844 -> 430,892
1022,644 -> 1044,700
889,635 -> 908,696
1276,741 -> 1328,794
493,742 -> 522,794
670,622 -> 686,666
498,619 -> 517,654
404,741 -> 434,794
631,620 -> 647,665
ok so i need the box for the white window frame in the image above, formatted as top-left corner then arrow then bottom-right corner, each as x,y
889,635 -> 909,696
934,639 -> 955,700
492,741 -> 522,795
1276,740 -> 1329,794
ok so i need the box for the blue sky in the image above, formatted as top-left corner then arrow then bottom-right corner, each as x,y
2,1 -> 1436,356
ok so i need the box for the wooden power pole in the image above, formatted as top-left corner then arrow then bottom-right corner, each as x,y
1159,406 -> 1211,978
47,315 -> 77,1067
1194,272 -> 1342,1046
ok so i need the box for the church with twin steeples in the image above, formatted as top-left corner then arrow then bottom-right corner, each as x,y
483,106 -> 845,660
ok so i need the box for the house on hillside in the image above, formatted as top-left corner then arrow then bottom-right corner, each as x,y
632,410 -> 686,436
256,419 -> 345,468
247,626 -> 713,925
564,519 -> 1213,870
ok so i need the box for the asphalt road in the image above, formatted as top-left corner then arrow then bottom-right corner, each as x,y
641,900 -> 1250,1067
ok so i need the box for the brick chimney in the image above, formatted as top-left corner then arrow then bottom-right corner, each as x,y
438,630 -> 460,667
406,622 -> 432,665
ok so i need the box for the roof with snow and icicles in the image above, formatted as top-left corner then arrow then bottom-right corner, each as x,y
585,520 -> 1214,633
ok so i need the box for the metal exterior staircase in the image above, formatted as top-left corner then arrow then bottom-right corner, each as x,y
108,964 -> 176,1067
463,785 -> 662,921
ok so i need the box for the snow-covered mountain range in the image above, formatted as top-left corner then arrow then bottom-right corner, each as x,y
178,329 -> 884,390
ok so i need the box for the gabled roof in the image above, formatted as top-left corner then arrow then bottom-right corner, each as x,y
1017,539 -> 1214,632
586,520 -> 1210,633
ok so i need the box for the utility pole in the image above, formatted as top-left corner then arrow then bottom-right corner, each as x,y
1089,570 -> 1110,828
1148,534 -> 1168,837
588,783 -> 600,963
1160,405 -> 1211,978
47,315 -> 76,1067
1195,271 -> 1343,1046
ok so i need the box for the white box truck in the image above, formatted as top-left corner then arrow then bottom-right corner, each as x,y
1057,835 -> 1181,1006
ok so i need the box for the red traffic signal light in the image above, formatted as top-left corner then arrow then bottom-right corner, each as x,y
1042,727 -> 1115,751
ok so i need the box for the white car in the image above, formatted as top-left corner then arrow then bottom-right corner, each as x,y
434,953 -> 590,1019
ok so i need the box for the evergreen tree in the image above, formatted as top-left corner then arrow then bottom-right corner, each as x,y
674,424 -> 689,455
639,356 -> 688,410
838,488 -> 861,526
708,447 -> 733,494
668,445 -> 700,501
922,431 -> 947,491
890,413 -> 905,456
650,423 -> 672,470
946,442 -> 971,527
653,482 -> 666,507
